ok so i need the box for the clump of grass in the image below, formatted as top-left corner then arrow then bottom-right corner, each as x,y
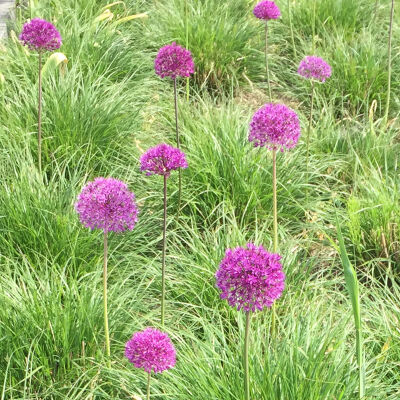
270,0 -> 400,120
346,167 -> 400,269
147,0 -> 261,93
0,0 -> 400,398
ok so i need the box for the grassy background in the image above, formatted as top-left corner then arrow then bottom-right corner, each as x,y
0,0 -> 399,398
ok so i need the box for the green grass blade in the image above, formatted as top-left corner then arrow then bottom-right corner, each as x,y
336,219 -> 366,399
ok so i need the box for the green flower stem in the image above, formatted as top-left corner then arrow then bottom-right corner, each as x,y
272,149 -> 278,253
384,0 -> 394,128
173,78 -> 180,148
288,0 -> 297,58
38,50 -> 42,173
271,150 -> 278,337
161,174 -> 167,326
265,21 -> 272,101
374,0 -> 379,20
173,78 -> 182,212
185,0 -> 189,102
312,0 -> 316,53
147,372 -> 151,400
306,80 -> 315,197
103,231 -> 111,368
244,312 -> 251,400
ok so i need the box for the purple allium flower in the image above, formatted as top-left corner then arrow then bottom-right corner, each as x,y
75,177 -> 138,233
125,328 -> 176,374
298,56 -> 332,82
19,18 -> 62,52
253,0 -> 281,20
154,42 -> 195,79
140,143 -> 188,177
215,243 -> 285,312
249,103 -> 301,151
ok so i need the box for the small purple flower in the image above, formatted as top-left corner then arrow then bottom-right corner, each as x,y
19,18 -> 62,52
125,328 -> 176,374
140,143 -> 188,177
249,103 -> 301,151
253,0 -> 281,20
155,42 -> 195,79
75,177 -> 138,233
216,243 -> 285,312
298,56 -> 332,82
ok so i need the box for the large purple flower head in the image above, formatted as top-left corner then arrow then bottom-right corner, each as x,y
154,42 -> 195,79
249,103 -> 301,151
125,328 -> 176,374
253,1 -> 281,20
298,56 -> 332,82
19,18 -> 62,52
215,243 -> 285,312
140,143 -> 188,177
75,177 -> 138,233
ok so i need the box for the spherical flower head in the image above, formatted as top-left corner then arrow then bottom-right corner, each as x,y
215,243 -> 285,312
125,328 -> 176,374
140,143 -> 188,177
298,56 -> 332,82
253,1 -> 281,20
75,177 -> 138,233
154,42 -> 195,79
19,18 -> 62,52
249,103 -> 301,151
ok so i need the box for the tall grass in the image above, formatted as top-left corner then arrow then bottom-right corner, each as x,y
0,0 -> 399,398
147,0 -> 261,92
383,0 -> 395,128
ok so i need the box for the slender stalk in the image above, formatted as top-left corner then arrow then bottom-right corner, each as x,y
146,372 -> 151,400
173,79 -> 180,148
270,303 -> 276,337
173,79 -> 182,211
103,231 -> 111,368
383,0 -> 394,129
38,50 -> 43,173
161,175 -> 167,326
374,0 -> 379,20
271,150 -> 278,337
306,80 -> 315,195
265,22 -> 272,101
244,312 -> 251,400
185,0 -> 189,102
185,79 -> 189,101
272,150 -> 278,253
288,0 -> 297,58
312,0 -> 316,53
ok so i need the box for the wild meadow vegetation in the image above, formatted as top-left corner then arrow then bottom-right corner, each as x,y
0,0 -> 399,399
